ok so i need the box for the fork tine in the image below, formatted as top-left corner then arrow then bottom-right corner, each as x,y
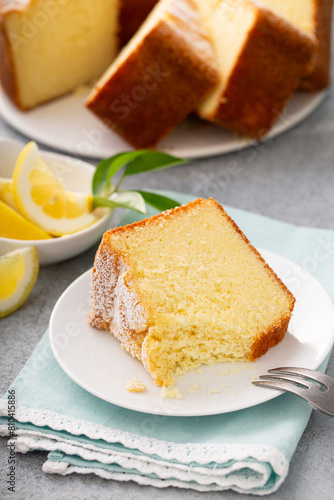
252,379 -> 332,414
268,367 -> 332,389
253,372 -> 334,416
258,374 -> 311,390
253,379 -> 310,398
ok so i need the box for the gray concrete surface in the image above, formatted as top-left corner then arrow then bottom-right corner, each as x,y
1,82 -> 334,499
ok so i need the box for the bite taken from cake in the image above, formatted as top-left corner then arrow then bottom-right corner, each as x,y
89,199 -> 295,388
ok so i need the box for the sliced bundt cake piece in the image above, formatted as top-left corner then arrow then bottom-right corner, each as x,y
259,0 -> 333,90
89,199 -> 295,387
0,0 -> 120,109
195,0 -> 317,138
85,0 -> 219,149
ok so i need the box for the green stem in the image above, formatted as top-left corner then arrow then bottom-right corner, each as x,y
115,174 -> 125,191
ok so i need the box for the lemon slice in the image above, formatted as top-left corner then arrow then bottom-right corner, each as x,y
0,176 -> 18,211
0,247 -> 39,319
13,142 -> 98,236
0,200 -> 52,240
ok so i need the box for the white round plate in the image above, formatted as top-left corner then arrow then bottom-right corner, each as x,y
49,249 -> 334,416
0,86 -> 327,160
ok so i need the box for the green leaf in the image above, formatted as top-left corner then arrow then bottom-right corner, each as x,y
123,151 -> 188,177
93,190 -> 147,214
92,150 -> 149,196
92,156 -> 119,196
138,191 -> 182,212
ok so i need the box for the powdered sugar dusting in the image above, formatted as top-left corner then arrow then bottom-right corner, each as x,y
89,242 -> 148,359
114,270 -> 147,334
89,247 -> 118,330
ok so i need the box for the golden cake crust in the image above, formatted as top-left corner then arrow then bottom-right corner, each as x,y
300,0 -> 333,90
119,0 -> 158,46
199,4 -> 316,138
0,1 -> 50,109
89,198 -> 295,386
250,317 -> 291,361
0,1 -> 25,108
86,0 -> 219,149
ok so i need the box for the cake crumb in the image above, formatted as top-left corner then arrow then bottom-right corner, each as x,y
208,389 -> 220,394
187,384 -> 205,395
219,363 -> 253,377
196,369 -> 203,374
125,379 -> 146,393
161,387 -> 183,400
192,384 -> 206,391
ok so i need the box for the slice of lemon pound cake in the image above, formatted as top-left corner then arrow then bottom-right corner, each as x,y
0,0 -> 120,110
85,0 -> 219,149
89,199 -> 295,387
259,0 -> 333,91
195,0 -> 316,139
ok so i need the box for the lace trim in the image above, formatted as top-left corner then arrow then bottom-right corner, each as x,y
0,399 -> 288,494
0,399 -> 287,471
42,459 -> 278,496
1,432 -> 273,488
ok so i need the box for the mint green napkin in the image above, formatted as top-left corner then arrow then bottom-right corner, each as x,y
1,192 -> 333,495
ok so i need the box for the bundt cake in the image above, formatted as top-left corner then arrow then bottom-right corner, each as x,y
1,0 -> 331,144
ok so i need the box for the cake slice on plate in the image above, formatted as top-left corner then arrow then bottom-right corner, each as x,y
0,0 -> 120,109
195,0 -> 317,139
89,198 -> 295,387
259,0 -> 333,90
85,0 -> 219,149
0,0 -> 119,110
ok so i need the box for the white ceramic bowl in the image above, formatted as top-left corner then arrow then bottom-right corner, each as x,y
0,136 -> 113,265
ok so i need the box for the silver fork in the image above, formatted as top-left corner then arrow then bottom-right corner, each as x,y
252,367 -> 334,417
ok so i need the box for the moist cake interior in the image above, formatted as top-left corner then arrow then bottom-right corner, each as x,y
196,0 -> 257,116
4,0 -> 119,109
259,0 -> 315,34
109,200 -> 294,386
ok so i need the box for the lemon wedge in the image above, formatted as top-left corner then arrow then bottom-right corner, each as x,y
0,247 -> 39,319
0,176 -> 18,211
0,200 -> 52,240
13,142 -> 98,236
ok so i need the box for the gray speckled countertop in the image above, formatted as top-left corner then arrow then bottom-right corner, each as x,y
1,73 -> 334,499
